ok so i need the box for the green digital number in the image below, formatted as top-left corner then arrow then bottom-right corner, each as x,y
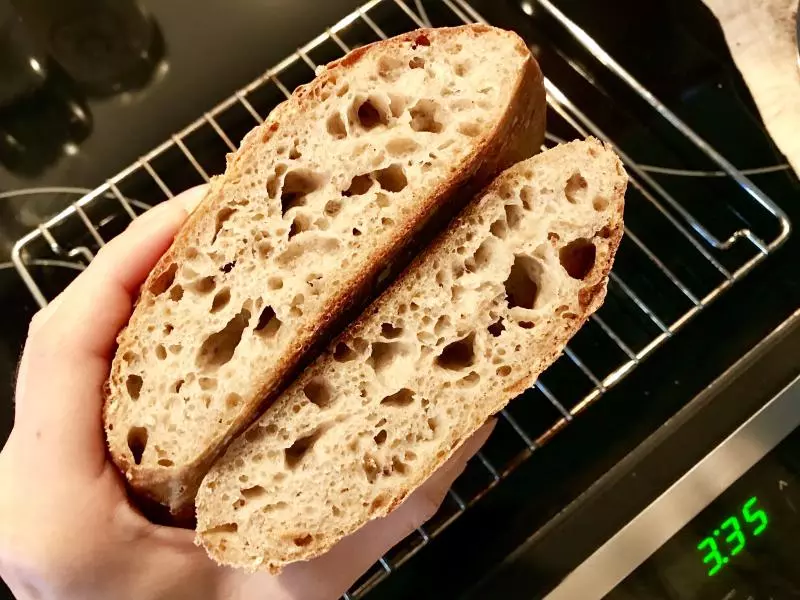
742,496 -> 768,536
720,516 -> 746,556
697,536 -> 725,576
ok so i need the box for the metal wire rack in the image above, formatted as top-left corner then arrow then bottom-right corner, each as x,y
11,0 -> 792,597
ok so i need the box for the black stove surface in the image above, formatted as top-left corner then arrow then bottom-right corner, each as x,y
0,1 -> 798,599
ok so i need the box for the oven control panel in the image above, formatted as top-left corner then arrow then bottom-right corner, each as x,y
609,423 -> 800,599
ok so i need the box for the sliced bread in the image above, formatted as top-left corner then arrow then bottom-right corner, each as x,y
104,25 -> 546,518
195,138 -> 627,571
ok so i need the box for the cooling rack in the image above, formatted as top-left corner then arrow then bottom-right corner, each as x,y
10,0 -> 791,597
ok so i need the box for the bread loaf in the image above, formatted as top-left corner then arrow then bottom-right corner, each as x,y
196,138 -> 627,571
104,25 -> 546,518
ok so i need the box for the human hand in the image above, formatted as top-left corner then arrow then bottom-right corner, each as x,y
0,185 -> 495,600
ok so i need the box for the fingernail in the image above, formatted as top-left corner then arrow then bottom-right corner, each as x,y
179,184 -> 210,214
134,200 -> 175,224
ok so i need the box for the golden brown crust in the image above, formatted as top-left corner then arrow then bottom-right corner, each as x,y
105,25 -> 546,519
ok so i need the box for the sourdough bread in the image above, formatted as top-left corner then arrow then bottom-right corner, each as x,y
196,138 -> 627,571
105,25 -> 546,517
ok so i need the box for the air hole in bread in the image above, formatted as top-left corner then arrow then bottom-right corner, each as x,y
244,425 -> 268,444
496,365 -> 512,377
505,255 -> 541,309
465,238 -> 498,273
290,294 -> 304,315
291,533 -> 313,547
226,393 -> 242,409
381,323 -> 404,339
303,377 -> 333,409
598,226 -> 612,239
155,345 -> 167,360
413,33 -> 431,47
391,456 -> 408,475
374,429 -> 388,445
433,315 -> 450,336
193,276 -> 216,294
410,99 -> 443,133
211,288 -> 231,313
266,164 -> 288,199
240,485 -> 266,501
409,56 -> 425,69
375,193 -> 390,209
212,207 -> 236,245
127,426 -> 148,465
490,217 -> 508,239
375,164 -> 408,192
454,61 -> 470,76
324,199 -> 342,216
458,371 -> 481,388
126,374 -> 143,400
386,137 -> 419,157
520,186 -> 534,210
504,204 -> 525,231
343,174 -> 373,197
559,238 -> 597,280
268,277 -> 283,290
367,341 -> 408,374
150,263 -> 178,296
457,121 -> 481,137
518,320 -> 535,329
355,97 -> 389,130
381,388 -> 415,408
199,376 -> 217,391
565,172 -> 588,204
254,306 -> 281,339
206,523 -> 238,535
426,417 -> 439,435
436,333 -> 476,370
285,429 -> 324,469
169,285 -> 184,302
158,458 -> 173,467
196,309 -> 250,370
281,169 -> 323,215
289,139 -> 302,160
488,318 -> 505,337
326,112 -> 347,139
220,261 -> 236,274
593,195 -> 609,211
333,342 -> 358,362
288,214 -> 312,239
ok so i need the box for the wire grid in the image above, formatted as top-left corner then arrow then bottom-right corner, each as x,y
10,0 -> 791,597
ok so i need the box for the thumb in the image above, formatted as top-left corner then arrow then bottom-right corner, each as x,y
13,186 -> 208,476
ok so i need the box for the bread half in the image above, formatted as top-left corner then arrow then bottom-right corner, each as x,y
104,25 -> 545,518
196,138 -> 627,571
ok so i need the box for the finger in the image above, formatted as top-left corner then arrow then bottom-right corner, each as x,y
277,420 -> 497,599
14,186 -> 208,472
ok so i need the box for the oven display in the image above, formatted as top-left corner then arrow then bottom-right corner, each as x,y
609,425 -> 800,599
696,495 -> 769,577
